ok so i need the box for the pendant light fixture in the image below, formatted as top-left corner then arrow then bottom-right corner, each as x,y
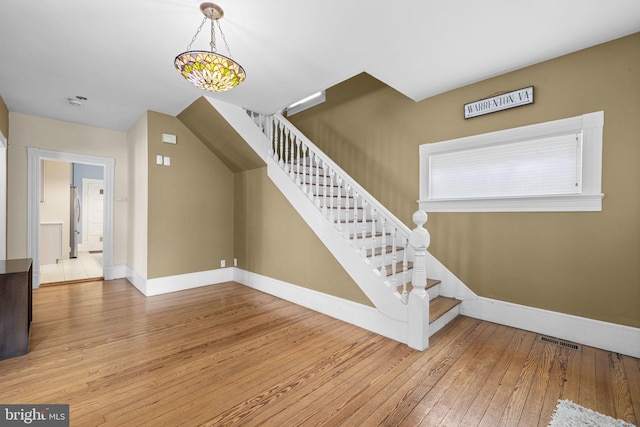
174,3 -> 246,92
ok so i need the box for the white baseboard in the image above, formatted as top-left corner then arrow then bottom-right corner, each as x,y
125,266 -> 147,295
118,266 -> 407,344
233,269 -> 408,344
124,267 -> 235,297
115,265 -> 639,358
461,297 -> 640,358
104,263 -> 126,281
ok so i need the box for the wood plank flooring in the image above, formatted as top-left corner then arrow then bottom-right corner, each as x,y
0,279 -> 638,426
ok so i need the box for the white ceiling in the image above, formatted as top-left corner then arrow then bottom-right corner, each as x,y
1,0 -> 639,132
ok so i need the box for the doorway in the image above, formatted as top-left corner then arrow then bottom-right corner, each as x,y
38,161 -> 105,284
27,148 -> 115,288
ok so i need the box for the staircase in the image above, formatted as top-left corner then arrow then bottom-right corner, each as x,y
286,155 -> 461,328
207,97 -> 463,350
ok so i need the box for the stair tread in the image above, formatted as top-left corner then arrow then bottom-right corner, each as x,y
429,296 -> 461,324
396,279 -> 441,293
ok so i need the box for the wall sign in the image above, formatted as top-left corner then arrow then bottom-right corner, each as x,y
464,86 -> 534,119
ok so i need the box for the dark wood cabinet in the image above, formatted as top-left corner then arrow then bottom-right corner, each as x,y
0,258 -> 33,360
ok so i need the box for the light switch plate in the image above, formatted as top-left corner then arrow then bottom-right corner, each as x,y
156,154 -> 163,165
163,156 -> 170,166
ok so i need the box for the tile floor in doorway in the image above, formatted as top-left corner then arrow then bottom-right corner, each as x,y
40,251 -> 103,284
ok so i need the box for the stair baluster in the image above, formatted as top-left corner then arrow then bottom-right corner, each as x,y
315,154 -> 321,207
328,169 -> 335,223
295,136 -> 301,185
361,198 -> 367,240
301,142 -> 308,194
402,235 -> 409,302
321,160 -> 328,215
391,227 -> 398,287
380,217 -> 387,277
278,122 -> 285,166
351,192 -> 357,239
336,176 -> 343,232
284,128 -> 291,174
367,206 -> 376,259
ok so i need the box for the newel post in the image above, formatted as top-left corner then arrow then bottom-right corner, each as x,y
407,210 -> 430,351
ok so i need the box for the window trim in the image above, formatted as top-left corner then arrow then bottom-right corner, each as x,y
418,111 -> 604,212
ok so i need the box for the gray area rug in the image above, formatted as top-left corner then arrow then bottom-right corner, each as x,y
549,399 -> 636,427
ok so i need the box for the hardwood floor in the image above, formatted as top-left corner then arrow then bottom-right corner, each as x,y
0,279 -> 638,426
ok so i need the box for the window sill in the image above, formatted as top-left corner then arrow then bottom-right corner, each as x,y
418,193 -> 604,213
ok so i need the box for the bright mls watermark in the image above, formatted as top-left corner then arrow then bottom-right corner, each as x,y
0,405 -> 69,426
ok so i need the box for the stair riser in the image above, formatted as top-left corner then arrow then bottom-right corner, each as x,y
428,283 -> 441,301
428,306 -> 460,337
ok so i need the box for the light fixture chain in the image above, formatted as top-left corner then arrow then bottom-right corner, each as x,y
210,18 -> 217,52
216,20 -> 234,58
187,16 -> 208,51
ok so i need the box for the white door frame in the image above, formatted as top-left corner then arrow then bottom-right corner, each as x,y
27,148 -> 115,287
0,131 -> 6,260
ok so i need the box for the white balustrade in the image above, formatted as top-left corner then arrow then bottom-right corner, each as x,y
247,110 -> 423,305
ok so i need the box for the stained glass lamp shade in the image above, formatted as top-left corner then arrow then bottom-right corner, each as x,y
175,3 -> 246,92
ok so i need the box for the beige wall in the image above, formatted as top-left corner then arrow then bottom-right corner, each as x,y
40,160 -> 71,260
289,33 -> 640,328
126,113 -> 148,278
0,95 -> 7,140
235,167 -> 371,305
7,113 -> 129,265
146,111 -> 234,279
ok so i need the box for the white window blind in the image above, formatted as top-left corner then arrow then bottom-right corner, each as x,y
429,132 -> 583,200
418,111 -> 604,212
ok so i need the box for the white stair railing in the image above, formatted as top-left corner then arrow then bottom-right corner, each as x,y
248,111 -> 420,305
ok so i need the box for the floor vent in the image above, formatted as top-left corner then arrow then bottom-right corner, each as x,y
538,335 -> 582,351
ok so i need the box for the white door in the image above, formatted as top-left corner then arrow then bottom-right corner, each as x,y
80,178 -> 103,252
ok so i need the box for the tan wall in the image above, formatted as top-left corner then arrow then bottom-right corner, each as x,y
7,113 -> 129,265
235,167 -> 371,305
126,113 -> 149,278
146,111 -> 234,279
289,33 -> 640,328
40,160 -> 71,260
0,95 -> 8,140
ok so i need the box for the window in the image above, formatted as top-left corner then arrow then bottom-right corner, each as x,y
419,111 -> 604,212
